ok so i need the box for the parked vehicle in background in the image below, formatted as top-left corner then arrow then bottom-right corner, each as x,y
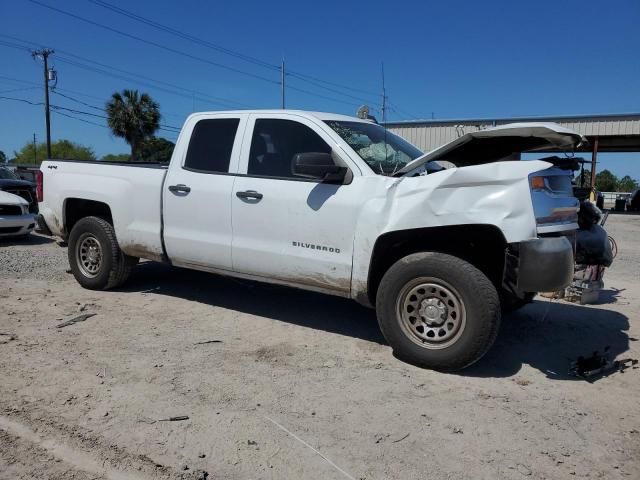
38,110 -> 583,371
0,166 -> 38,214
0,190 -> 36,238
13,165 -> 40,183
627,189 -> 640,211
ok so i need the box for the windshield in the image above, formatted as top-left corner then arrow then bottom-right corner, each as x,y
325,121 -> 423,176
0,167 -> 19,180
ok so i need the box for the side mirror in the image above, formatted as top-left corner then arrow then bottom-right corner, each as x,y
292,152 -> 348,184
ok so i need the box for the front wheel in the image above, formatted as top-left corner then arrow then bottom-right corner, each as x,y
68,216 -> 137,290
376,252 -> 501,372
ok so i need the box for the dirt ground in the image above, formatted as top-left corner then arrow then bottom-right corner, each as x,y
1,215 -> 639,480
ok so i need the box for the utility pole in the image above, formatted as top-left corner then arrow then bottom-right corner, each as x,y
31,49 -> 54,159
381,62 -> 388,123
281,58 -> 286,109
33,134 -> 37,164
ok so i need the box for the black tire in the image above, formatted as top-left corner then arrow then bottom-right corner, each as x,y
67,216 -> 137,290
376,252 -> 501,372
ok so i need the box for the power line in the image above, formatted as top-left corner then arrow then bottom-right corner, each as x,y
51,103 -> 182,132
0,94 -> 181,133
25,1 -> 376,109
0,39 -> 32,53
88,0 -> 279,71
0,95 -> 43,106
28,0 -> 281,85
87,0 -> 381,101
386,101 -> 423,120
53,54 -> 237,112
0,73 -> 185,122
51,109 -> 109,129
0,86 -> 39,94
0,34 -> 251,110
52,90 -> 104,111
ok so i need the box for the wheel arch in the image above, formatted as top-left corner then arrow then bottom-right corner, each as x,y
365,224 -> 508,306
64,198 -> 113,237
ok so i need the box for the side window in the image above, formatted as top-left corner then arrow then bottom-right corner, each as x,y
248,119 -> 332,179
184,118 -> 240,173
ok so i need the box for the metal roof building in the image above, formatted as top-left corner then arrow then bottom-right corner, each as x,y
385,113 -> 640,185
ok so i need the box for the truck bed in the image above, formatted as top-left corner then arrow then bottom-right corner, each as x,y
39,159 -> 168,261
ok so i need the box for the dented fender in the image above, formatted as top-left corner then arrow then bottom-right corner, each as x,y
350,160 -> 551,302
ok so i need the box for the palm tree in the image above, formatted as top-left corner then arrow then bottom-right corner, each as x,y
106,90 -> 160,161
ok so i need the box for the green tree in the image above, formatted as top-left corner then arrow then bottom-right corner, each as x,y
594,169 -> 618,192
139,137 -> 175,163
12,139 -> 96,165
106,89 -> 160,162
617,175 -> 639,192
0,150 -> 6,164
101,153 -> 131,162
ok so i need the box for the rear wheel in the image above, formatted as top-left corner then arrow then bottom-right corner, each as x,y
68,216 -> 137,290
376,252 -> 501,371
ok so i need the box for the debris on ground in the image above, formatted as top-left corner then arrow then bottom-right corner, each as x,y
178,469 -> 209,480
56,313 -> 97,329
158,415 -> 190,422
194,340 -> 223,345
137,415 -> 190,425
513,377 -> 532,386
569,347 -> 638,381
391,433 -> 410,443
0,332 -> 17,344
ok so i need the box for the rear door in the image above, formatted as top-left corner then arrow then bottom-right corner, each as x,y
230,113 -> 361,293
162,113 -> 247,270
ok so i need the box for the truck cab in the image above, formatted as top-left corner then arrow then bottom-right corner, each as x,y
39,110 -> 582,371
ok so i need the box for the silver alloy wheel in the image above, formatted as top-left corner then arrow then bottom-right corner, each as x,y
76,233 -> 103,278
396,278 -> 466,349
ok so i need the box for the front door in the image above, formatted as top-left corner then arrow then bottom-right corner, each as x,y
231,115 -> 361,293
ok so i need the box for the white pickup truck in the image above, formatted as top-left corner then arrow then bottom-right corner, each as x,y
38,110 -> 582,371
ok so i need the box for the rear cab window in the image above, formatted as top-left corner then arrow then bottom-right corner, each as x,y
184,118 -> 240,173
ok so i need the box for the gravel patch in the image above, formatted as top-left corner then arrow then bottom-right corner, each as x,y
0,234 -> 69,281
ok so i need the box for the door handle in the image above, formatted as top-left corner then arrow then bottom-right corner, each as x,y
236,190 -> 263,200
168,184 -> 191,194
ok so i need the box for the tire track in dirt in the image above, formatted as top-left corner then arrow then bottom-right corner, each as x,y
0,415 -> 151,480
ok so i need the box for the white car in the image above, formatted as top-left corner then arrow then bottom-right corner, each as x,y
38,110 -> 582,371
0,190 -> 36,238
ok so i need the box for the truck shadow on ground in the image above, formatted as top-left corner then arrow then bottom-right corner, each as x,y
0,233 -> 55,247
124,262 -> 632,380
124,261 -> 386,344
464,300 -> 632,380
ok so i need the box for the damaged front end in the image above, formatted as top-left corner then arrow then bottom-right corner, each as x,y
397,123 -> 585,302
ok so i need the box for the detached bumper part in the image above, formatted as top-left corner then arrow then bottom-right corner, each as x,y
36,213 -> 53,236
517,237 -> 574,292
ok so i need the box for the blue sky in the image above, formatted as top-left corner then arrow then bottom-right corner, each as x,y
1,0 -> 639,177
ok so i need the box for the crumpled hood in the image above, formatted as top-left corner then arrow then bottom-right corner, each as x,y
378,159 -> 554,242
0,190 -> 29,206
398,122 -> 587,174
